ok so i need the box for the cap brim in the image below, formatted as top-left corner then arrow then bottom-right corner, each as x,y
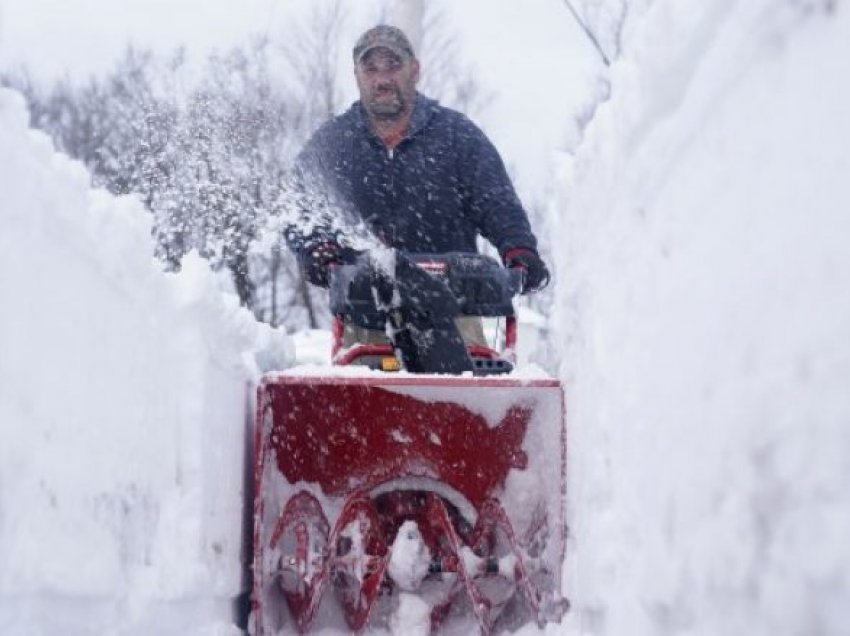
355,44 -> 409,64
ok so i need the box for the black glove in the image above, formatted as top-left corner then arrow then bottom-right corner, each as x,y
303,243 -> 365,287
503,248 -> 550,293
303,242 -> 342,287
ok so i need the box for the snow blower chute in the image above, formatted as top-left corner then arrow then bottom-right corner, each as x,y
251,253 -> 567,634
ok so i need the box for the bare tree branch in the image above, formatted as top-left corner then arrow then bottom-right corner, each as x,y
562,0 -> 612,66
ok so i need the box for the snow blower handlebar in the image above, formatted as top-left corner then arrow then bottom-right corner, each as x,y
329,252 -> 522,372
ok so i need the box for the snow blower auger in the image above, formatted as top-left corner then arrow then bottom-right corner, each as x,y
251,252 -> 567,634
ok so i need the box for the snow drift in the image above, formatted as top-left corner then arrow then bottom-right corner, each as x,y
553,2 -> 850,635
0,88 -> 291,635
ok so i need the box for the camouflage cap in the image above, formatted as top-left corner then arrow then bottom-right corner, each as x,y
353,25 -> 416,64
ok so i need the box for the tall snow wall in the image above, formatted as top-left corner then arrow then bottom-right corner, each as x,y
0,88 -> 291,635
553,2 -> 850,635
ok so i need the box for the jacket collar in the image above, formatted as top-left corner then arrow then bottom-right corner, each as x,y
354,93 -> 438,142
407,93 -> 439,137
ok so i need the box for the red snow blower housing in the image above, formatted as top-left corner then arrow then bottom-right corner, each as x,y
251,252 -> 567,634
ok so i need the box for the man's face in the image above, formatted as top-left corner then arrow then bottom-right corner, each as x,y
355,48 -> 420,121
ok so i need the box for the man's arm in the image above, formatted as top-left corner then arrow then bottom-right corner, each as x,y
458,118 -> 538,256
280,133 -> 349,287
282,138 -> 336,255
457,117 -> 549,292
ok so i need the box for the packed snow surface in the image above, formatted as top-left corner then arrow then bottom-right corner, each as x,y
0,88 -> 291,635
552,2 -> 850,635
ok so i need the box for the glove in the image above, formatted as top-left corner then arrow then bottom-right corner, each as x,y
503,247 -> 550,294
303,242 -> 342,288
303,243 -> 365,287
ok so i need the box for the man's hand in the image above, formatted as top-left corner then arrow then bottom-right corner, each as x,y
303,242 -> 343,288
503,248 -> 550,294
303,243 -> 365,287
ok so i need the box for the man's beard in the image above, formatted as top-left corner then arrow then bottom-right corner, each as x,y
365,86 -> 408,120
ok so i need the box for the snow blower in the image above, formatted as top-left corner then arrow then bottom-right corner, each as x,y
251,253 -> 567,634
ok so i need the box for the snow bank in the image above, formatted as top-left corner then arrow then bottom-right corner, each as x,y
552,2 -> 850,635
0,88 -> 291,635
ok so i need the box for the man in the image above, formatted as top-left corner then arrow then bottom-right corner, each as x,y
284,24 -> 549,346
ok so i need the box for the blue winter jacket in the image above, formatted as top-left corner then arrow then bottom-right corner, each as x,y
285,93 -> 537,259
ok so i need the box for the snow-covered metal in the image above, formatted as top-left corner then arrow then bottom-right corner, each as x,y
250,254 -> 567,633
